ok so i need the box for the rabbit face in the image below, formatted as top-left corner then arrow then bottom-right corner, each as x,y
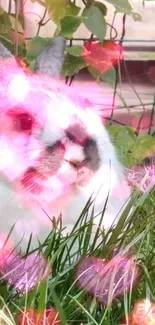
0,38 -> 131,251
0,67 -> 105,206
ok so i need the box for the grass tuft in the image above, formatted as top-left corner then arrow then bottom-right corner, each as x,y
0,188 -> 155,324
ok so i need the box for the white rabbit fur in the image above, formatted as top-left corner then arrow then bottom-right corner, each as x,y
0,38 -> 131,253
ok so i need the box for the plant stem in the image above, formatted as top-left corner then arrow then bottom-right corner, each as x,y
36,8 -> 48,37
8,0 -> 12,14
81,0 -> 86,5
148,94 -> 155,135
14,0 -> 21,56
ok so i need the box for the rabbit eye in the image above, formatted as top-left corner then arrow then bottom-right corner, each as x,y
14,112 -> 33,132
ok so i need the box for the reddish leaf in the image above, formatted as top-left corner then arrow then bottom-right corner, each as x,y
83,40 -> 122,74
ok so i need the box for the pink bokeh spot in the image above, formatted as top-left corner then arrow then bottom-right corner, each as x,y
0,251 -> 50,293
76,254 -> 139,305
8,74 -> 30,103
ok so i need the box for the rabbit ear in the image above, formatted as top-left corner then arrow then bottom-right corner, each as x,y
34,36 -> 66,78
0,42 -> 13,60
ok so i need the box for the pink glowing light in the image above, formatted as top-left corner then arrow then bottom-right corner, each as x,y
71,78 -> 119,120
8,74 -> 30,103
76,255 -> 139,305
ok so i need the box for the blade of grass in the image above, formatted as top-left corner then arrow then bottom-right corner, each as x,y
67,294 -> 99,325
37,279 -> 48,314
50,287 -> 67,325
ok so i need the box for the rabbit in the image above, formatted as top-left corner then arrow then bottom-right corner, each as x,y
0,37 -> 131,254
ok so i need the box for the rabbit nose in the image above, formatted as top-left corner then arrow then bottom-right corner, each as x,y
64,144 -> 85,166
66,160 -> 82,168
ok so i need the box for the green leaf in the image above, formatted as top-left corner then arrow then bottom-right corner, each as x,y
9,15 -> 24,33
0,7 -> 11,36
134,134 -> 155,161
82,6 -> 107,41
53,25 -> 62,37
94,1 -> 107,16
45,0 -> 80,24
25,36 -> 52,65
60,16 -> 83,38
109,129 -> 155,167
62,53 -> 88,76
37,280 -> 48,314
105,0 -> 132,14
66,46 -> 83,56
88,65 -> 116,86
88,66 -> 101,82
107,126 -> 136,148
107,125 -> 137,166
101,66 -> 116,86
0,6 -> 4,15
50,288 -> 68,324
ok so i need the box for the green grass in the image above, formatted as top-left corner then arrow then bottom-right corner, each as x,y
0,187 -> 155,324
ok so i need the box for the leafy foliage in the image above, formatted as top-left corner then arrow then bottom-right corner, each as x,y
0,0 -> 134,79
25,36 -> 52,68
107,125 -> 155,167
45,0 -> 80,24
66,45 -> 83,57
62,53 -> 88,76
60,16 -> 84,38
88,65 -> 116,86
0,5 -> 25,55
93,1 -> 107,16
